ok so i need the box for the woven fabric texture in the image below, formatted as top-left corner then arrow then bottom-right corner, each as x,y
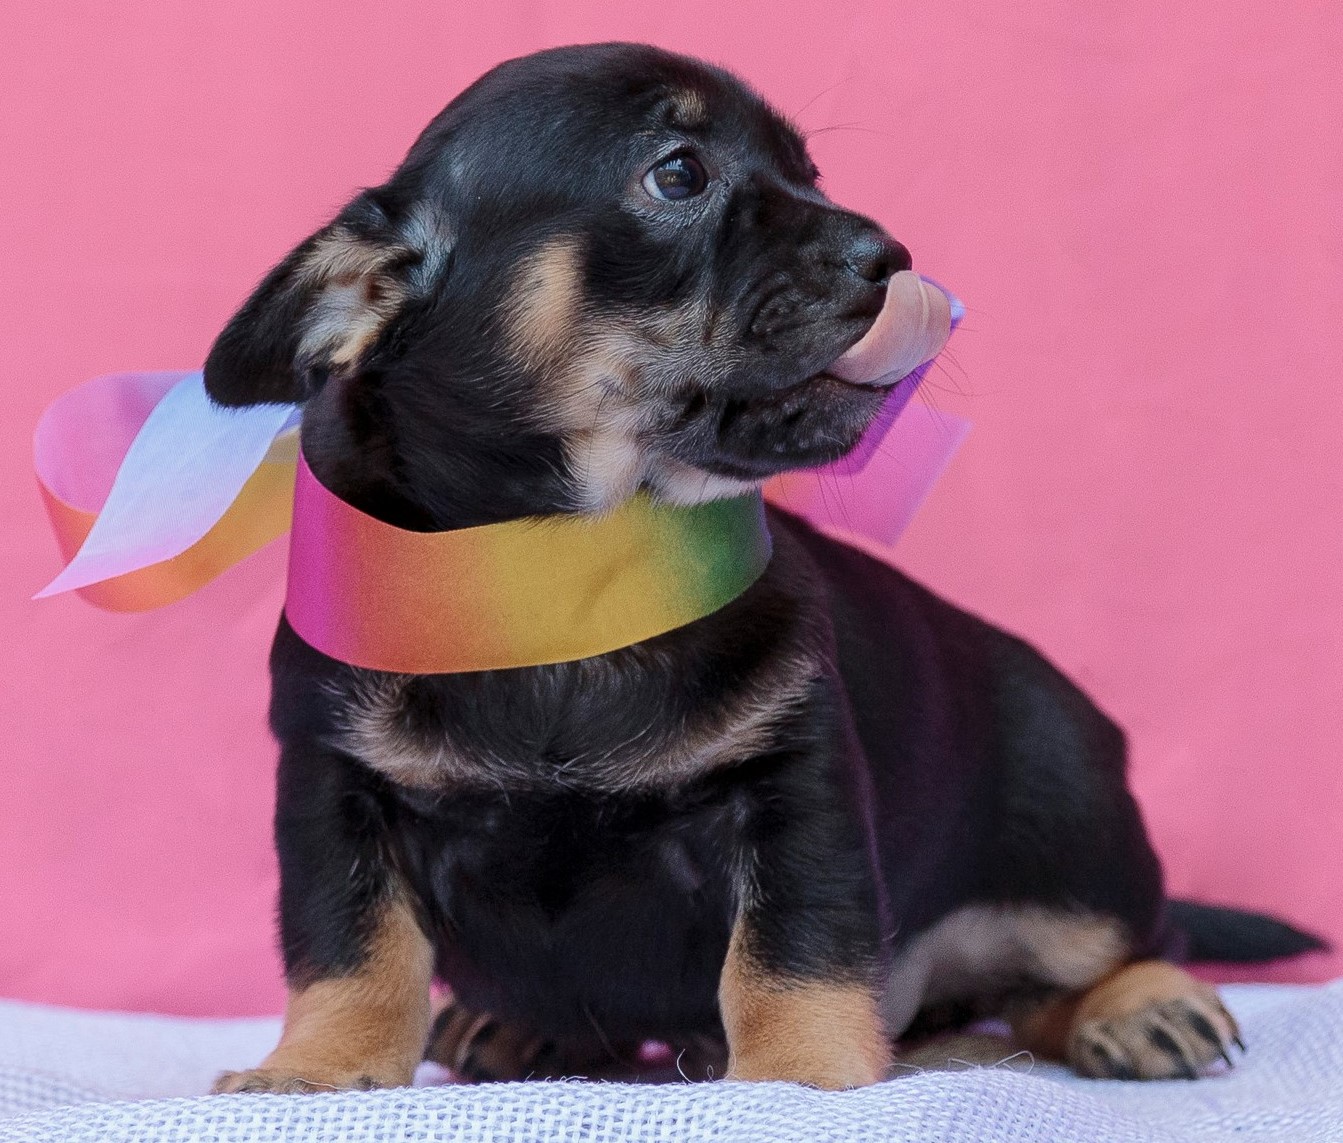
0,984 -> 1339,1142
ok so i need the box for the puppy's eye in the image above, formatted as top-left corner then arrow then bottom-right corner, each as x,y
643,154 -> 709,201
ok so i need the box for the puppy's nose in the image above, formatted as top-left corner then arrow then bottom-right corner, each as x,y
844,234 -> 912,285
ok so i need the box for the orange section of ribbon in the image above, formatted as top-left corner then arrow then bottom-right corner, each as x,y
37,459 -> 296,611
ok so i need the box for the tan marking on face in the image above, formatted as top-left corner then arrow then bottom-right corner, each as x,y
667,89 -> 709,130
505,240 -> 652,509
506,238 -> 585,368
881,905 -> 1129,1037
507,240 -> 750,512
213,896 -> 434,1093
719,917 -> 890,1089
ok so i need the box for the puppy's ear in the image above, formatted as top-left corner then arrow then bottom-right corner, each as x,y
204,192 -> 450,406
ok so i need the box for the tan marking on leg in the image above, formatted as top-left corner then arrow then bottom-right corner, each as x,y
1011,990 -> 1083,1061
719,920 -> 890,1089
883,905 -> 1128,1038
1013,960 -> 1241,1080
213,897 -> 433,1094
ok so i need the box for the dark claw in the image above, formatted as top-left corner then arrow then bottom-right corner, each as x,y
1148,1025 -> 1199,1080
1214,999 -> 1244,1048
1089,1035 -> 1134,1080
1182,1008 -> 1233,1067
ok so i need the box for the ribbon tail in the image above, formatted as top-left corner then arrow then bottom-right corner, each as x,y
33,371 -> 300,609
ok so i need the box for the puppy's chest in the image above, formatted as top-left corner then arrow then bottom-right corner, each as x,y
331,651 -> 817,795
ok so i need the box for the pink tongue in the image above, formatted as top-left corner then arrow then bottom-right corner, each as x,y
830,271 -> 952,386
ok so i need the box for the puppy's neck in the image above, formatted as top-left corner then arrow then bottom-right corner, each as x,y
299,371 -> 761,531
299,386 -> 572,532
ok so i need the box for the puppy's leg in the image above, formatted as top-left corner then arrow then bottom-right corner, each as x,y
214,746 -> 434,1095
718,703 -> 891,1090
720,919 -> 891,1089
1012,960 -> 1241,1080
215,896 -> 433,1094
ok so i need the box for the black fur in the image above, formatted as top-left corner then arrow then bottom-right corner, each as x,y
1166,901 -> 1326,964
206,42 -> 1320,1076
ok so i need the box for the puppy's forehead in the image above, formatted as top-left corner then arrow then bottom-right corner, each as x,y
627,75 -> 812,181
399,45 -> 812,206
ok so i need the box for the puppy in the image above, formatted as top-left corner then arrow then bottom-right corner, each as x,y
206,43 -> 1320,1093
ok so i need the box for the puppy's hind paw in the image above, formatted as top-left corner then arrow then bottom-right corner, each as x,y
1070,992 -> 1242,1081
425,999 -> 636,1082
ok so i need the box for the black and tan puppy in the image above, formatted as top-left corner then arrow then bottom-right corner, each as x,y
206,43 -> 1320,1093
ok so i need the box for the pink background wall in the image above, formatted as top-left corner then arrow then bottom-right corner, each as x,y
2,1 -> 1338,1016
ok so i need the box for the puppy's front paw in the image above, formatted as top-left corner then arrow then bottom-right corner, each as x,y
212,1060 -> 408,1095
1070,992 -> 1242,1081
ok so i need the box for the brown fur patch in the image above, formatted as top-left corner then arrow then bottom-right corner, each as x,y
503,237 -> 753,511
667,90 -> 709,130
1013,960 -> 1241,1080
882,905 -> 1129,1037
503,238 -> 651,508
333,647 -> 820,795
295,204 -> 449,375
1072,961 -> 1225,1026
506,238 -> 585,368
213,896 -> 434,1094
718,919 -> 890,1089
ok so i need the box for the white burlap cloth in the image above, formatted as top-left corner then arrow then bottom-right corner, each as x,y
0,983 -> 1339,1142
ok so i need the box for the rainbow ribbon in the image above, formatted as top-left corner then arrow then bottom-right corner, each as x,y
287,454 -> 772,673
33,294 -> 966,673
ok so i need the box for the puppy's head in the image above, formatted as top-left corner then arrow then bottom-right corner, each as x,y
206,43 -> 910,524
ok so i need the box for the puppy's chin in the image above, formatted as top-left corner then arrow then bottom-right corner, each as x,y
656,373 -> 889,493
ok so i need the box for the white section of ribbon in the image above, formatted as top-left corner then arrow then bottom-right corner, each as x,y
35,373 -> 301,598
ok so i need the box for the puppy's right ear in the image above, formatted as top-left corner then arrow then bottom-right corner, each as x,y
204,191 -> 450,407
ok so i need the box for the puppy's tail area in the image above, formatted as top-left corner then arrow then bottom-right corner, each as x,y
1168,899 -> 1329,963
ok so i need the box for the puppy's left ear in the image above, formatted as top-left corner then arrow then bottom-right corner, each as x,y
205,192 -> 450,407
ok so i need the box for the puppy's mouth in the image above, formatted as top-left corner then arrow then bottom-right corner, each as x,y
807,370 -> 900,396
824,271 -> 952,391
655,273 -> 954,484
679,370 -> 893,482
